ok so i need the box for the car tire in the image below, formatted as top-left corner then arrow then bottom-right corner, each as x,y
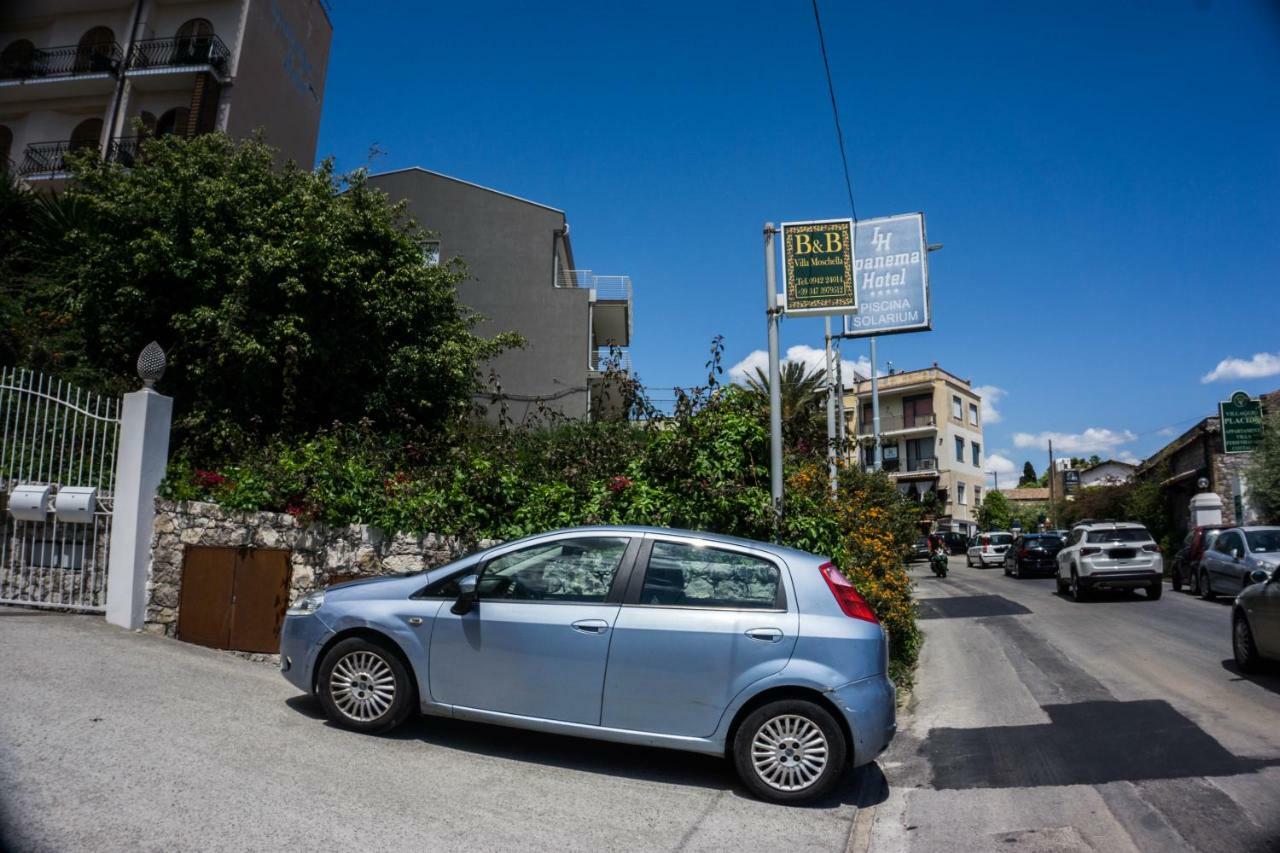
966,554 -> 975,568
1071,569 -> 1089,602
1147,581 -> 1162,601
1171,568 -> 1182,592
317,637 -> 416,734
1233,612 -> 1262,673
1200,572 -> 1216,601
1056,573 -> 1068,595
733,699 -> 847,804
1003,561 -> 1010,576
1013,562 -> 1023,580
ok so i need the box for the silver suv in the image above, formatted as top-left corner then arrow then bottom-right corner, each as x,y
1056,522 -> 1163,601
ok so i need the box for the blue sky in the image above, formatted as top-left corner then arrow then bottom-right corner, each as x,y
315,1 -> 1280,485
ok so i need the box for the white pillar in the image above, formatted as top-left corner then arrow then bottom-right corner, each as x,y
105,388 -> 172,629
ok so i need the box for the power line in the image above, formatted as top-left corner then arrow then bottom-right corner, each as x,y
810,0 -> 858,223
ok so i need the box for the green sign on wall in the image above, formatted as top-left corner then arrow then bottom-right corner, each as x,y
780,218 -> 856,316
1220,390 -> 1264,454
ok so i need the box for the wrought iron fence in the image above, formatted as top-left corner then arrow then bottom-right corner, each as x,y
0,367 -> 120,612
18,136 -> 142,177
126,35 -> 231,73
0,42 -> 123,81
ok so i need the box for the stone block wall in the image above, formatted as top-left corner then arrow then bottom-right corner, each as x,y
144,499 -> 497,636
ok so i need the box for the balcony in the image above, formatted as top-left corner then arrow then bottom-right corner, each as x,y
590,349 -> 632,374
0,42 -> 123,103
855,411 -> 937,436
562,270 -> 632,347
889,457 -> 939,480
18,136 -> 139,180
125,36 -> 232,86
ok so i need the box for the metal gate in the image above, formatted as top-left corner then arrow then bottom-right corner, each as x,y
0,367 -> 120,611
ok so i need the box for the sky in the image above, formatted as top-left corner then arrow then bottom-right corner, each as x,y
315,1 -> 1280,487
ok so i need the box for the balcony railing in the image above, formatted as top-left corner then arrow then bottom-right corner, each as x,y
0,42 -> 123,81
590,349 -> 632,373
858,411 -> 936,434
126,36 -> 231,74
560,269 -> 633,301
18,136 -> 141,178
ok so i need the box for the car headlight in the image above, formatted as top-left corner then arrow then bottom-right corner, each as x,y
286,590 -> 324,616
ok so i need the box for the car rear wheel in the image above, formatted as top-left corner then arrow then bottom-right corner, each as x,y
1071,569 -> 1089,602
1171,567 -> 1182,592
1056,573 -> 1068,595
317,637 -> 415,734
1147,581 -> 1162,601
1199,571 -> 1216,600
1013,561 -> 1023,579
1233,613 -> 1262,673
733,700 -> 847,804
966,554 -> 975,568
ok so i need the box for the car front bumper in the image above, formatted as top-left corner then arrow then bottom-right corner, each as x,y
828,674 -> 897,767
1079,570 -> 1161,590
279,612 -> 335,693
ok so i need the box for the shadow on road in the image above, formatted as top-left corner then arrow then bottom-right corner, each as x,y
284,695 -> 890,809
921,699 -> 1278,789
918,594 -> 1032,620
1220,659 -> 1280,695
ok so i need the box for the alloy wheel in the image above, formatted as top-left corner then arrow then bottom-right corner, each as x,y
329,650 -> 397,722
750,714 -> 829,792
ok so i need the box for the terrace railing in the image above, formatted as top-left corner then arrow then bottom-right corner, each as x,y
126,35 -> 231,74
0,42 -> 123,81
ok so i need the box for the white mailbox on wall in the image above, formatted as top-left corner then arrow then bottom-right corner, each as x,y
55,486 -> 98,524
8,483 -> 52,522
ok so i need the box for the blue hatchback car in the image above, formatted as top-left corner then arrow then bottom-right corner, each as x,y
280,526 -> 895,803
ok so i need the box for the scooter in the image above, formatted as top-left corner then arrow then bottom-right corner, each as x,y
930,550 -> 949,578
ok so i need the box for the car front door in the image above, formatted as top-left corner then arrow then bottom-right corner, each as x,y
428,534 -> 637,725
1207,532 -> 1239,593
1251,571 -> 1280,656
600,536 -> 799,738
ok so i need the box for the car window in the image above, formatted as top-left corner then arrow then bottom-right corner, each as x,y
479,537 -> 629,603
988,534 -> 1013,546
1214,532 -> 1238,554
1203,530 -> 1222,551
1086,528 -> 1151,544
638,541 -> 781,609
1244,530 -> 1280,553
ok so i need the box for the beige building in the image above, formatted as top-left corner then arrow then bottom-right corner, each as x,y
844,364 -> 986,536
1,0 -> 331,183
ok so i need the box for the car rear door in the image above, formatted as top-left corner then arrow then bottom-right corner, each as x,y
600,535 -> 798,738
1205,532 -> 1238,593
428,534 -> 638,725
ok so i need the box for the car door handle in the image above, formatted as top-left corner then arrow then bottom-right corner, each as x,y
571,619 -> 609,634
746,628 -> 783,643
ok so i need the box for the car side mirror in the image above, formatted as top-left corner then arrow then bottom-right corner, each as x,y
1248,569 -> 1270,586
1232,549 -> 1242,561
451,574 -> 479,615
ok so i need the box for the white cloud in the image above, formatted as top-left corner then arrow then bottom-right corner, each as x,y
1116,450 -> 1142,465
985,452 -> 1018,488
1012,428 -> 1138,455
728,345 -> 869,386
972,385 -> 1005,424
1156,426 -> 1177,437
1201,352 -> 1280,384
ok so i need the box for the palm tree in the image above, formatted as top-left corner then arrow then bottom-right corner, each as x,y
743,361 -> 828,448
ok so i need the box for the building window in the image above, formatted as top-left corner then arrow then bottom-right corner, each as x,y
175,18 -> 215,63
905,437 -> 935,471
969,402 -> 979,426
155,107 -> 189,138
971,441 -> 981,467
958,482 -> 967,505
1,39 -> 38,78
69,118 -> 104,152
952,395 -> 962,420
955,436 -> 964,463
421,240 -> 440,267
75,27 -> 117,73
974,485 -> 982,505
902,393 -> 933,428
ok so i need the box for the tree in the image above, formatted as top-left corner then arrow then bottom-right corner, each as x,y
742,360 -> 827,450
978,489 -> 1012,531
2,133 -> 518,455
1246,413 -> 1280,523
1019,461 -> 1038,487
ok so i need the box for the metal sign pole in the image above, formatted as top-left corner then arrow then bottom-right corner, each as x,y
825,317 -> 837,496
835,339 -> 846,449
764,223 -> 784,527
870,335 -> 881,472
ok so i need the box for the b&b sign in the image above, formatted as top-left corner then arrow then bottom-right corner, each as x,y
780,218 -> 856,317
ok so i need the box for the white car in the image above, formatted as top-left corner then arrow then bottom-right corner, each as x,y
1056,521 -> 1163,602
967,532 -> 1014,568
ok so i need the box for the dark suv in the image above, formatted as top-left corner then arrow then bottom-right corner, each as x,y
1170,525 -> 1225,592
1003,533 -> 1065,578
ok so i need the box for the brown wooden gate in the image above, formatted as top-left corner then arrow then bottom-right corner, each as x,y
177,547 -> 292,653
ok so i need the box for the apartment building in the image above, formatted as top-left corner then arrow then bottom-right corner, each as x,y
1,0 -> 331,182
844,364 -> 985,536
366,167 -> 634,423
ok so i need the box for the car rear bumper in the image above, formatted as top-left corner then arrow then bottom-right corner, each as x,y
1079,570 -> 1161,590
279,612 -> 335,693
1013,558 -> 1057,575
828,674 -> 896,767
977,553 -> 1005,565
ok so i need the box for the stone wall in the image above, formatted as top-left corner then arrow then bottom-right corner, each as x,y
144,499 -> 497,636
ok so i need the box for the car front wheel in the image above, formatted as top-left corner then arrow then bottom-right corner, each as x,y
1200,572 -> 1216,600
1233,613 -> 1262,673
317,637 -> 416,734
733,700 -> 847,804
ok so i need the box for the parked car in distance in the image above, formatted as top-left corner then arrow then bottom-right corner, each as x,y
1232,564 -> 1280,672
1056,522 -> 1163,601
1172,524 -> 1226,593
1003,533 -> 1064,578
279,526 -> 896,804
940,531 -> 969,555
909,537 -> 932,563
967,532 -> 1013,568
1199,527 -> 1280,600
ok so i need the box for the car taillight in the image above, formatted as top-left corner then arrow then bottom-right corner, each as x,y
1019,548 -> 1029,557
818,562 -> 879,623
1143,544 -> 1160,553
1080,547 -> 1101,557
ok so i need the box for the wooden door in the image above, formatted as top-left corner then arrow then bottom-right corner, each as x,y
177,547 -> 292,653
177,547 -> 236,649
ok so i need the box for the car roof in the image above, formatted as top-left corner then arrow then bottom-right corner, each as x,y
503,525 -> 823,563
1072,521 -> 1146,529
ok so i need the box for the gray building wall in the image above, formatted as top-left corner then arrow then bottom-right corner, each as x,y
366,167 -> 593,421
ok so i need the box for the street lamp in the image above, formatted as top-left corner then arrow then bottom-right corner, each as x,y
986,470 -> 999,491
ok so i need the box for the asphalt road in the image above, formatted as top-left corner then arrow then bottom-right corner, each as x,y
0,608 -> 882,853
871,555 -> 1280,852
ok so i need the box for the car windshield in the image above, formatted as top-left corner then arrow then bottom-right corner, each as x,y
1026,536 -> 1062,547
1245,529 -> 1280,553
1087,528 -> 1151,544
987,534 -> 1013,545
